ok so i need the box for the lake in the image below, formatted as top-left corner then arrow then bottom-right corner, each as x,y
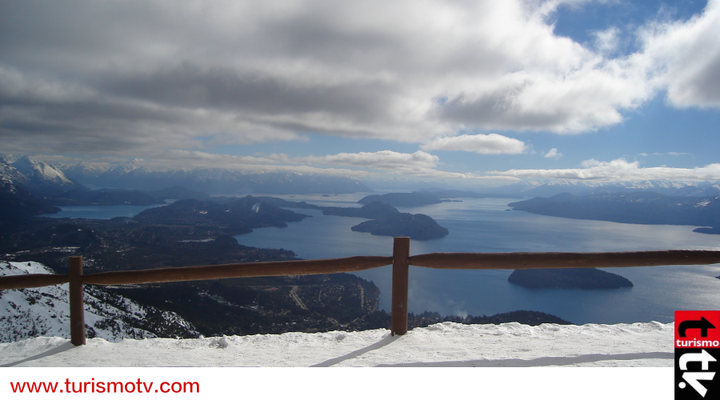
40,195 -> 720,324
233,194 -> 720,324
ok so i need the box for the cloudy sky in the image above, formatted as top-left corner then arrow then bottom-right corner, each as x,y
1,0 -> 719,185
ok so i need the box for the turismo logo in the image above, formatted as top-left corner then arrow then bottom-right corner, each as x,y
675,311 -> 720,399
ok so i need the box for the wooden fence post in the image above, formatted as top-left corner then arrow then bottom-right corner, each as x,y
391,237 -> 410,336
69,256 -> 86,346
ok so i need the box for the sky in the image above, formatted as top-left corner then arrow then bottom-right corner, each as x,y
1,0 -> 720,186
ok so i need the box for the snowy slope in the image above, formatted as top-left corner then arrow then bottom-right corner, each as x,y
0,261 -> 199,343
10,156 -> 75,188
0,321 -> 673,367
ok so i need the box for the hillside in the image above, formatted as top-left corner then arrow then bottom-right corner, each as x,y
0,261 -> 199,343
508,192 -> 720,234
0,177 -> 60,229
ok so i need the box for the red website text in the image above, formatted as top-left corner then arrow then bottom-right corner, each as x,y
10,378 -> 199,394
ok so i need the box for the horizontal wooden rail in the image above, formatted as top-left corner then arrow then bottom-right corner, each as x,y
408,250 -> 720,270
81,256 -> 394,286
0,273 -> 69,290
0,256 -> 393,290
2,239 -> 720,346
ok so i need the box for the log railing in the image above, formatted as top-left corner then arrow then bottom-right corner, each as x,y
2,237 -> 720,345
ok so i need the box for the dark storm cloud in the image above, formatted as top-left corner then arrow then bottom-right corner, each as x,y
438,89 -> 574,131
98,64 -> 396,122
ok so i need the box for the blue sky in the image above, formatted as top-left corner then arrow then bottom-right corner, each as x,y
1,0 -> 719,187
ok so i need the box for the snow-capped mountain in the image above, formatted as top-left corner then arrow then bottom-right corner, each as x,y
0,161 -> 29,191
0,155 -> 83,195
0,261 -> 199,343
11,156 -> 75,187
59,161 -> 112,182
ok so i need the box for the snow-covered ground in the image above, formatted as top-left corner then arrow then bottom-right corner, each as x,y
0,323 -> 677,399
0,321 -> 673,367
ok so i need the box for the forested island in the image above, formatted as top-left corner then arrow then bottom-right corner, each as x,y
508,268 -> 634,289
322,201 -> 449,240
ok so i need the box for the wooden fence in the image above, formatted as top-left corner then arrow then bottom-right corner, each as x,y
2,237 -> 720,345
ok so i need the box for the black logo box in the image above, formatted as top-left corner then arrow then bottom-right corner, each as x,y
675,348 -> 720,400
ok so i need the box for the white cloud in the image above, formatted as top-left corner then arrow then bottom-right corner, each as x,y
639,0 -> 720,108
115,150 -> 372,177
292,150 -> 481,179
0,66 -> 303,155
130,149 -> 483,180
298,150 -> 438,170
490,158 -> 720,181
637,152 -> 690,157
421,134 -> 528,154
592,27 -> 621,54
544,148 -> 563,159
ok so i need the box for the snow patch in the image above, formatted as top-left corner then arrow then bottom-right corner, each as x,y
0,261 -> 199,343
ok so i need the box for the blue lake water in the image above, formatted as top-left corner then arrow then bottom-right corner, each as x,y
234,194 -> 720,324
39,195 -> 720,324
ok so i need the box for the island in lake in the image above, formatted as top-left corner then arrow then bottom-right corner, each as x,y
358,192 -> 445,207
508,268 -> 634,289
322,201 -> 449,240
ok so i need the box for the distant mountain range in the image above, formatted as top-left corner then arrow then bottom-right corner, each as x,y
0,154 -> 372,198
5,154 -> 720,200
58,159 -> 372,195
